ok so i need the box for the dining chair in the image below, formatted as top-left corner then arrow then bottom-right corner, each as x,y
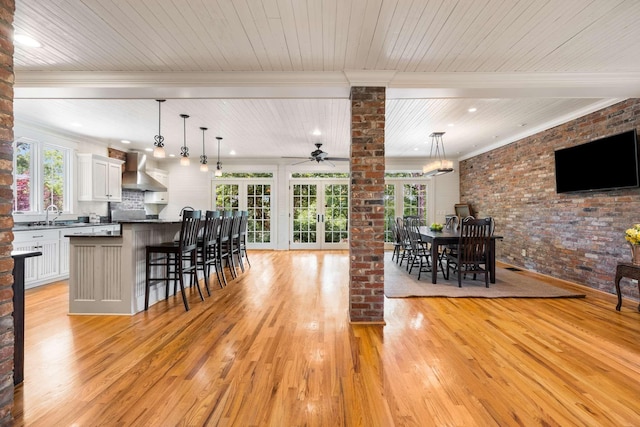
390,218 -> 402,263
445,216 -> 492,287
145,209 -> 203,311
197,210 -> 224,293
395,217 -> 412,268
405,217 -> 432,280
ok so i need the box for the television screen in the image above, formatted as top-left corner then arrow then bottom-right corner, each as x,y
554,129 -> 639,193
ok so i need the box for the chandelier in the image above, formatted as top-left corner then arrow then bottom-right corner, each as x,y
423,132 -> 453,176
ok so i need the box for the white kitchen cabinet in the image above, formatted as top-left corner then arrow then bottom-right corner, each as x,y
15,224 -> 122,287
77,154 -> 124,202
144,168 -> 169,204
13,229 -> 60,289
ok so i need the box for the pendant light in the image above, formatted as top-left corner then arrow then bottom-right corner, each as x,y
179,114 -> 190,166
214,136 -> 223,177
153,99 -> 166,158
423,132 -> 453,176
199,127 -> 209,172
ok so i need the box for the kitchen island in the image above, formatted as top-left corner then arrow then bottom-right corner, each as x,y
67,220 -> 181,315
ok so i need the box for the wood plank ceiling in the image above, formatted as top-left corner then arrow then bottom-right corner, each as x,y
11,0 -> 640,162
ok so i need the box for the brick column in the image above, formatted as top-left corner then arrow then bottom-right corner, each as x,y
0,0 -> 15,423
349,86 -> 385,323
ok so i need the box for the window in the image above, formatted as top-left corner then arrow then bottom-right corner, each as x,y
13,138 -> 70,213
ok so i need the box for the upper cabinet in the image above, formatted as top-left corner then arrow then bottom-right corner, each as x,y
77,154 -> 124,202
144,168 -> 169,204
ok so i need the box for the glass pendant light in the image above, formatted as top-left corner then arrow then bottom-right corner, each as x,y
179,114 -> 190,166
153,99 -> 166,158
199,127 -> 209,172
214,136 -> 223,177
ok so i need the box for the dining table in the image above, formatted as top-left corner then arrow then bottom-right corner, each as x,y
418,226 -> 503,284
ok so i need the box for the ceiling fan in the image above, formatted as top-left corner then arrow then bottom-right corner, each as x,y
284,143 -> 349,166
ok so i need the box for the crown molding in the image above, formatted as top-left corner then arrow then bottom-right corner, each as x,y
14,70 -> 640,100
389,72 -> 640,98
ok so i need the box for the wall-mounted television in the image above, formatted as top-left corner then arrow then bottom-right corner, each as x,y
554,129 -> 639,193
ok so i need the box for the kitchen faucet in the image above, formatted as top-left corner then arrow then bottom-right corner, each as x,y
179,206 -> 194,217
45,204 -> 60,226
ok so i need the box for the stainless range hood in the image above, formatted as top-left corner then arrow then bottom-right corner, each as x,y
121,152 -> 167,192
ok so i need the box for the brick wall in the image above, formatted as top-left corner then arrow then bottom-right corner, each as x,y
0,0 -> 14,423
460,99 -> 640,300
349,86 -> 385,323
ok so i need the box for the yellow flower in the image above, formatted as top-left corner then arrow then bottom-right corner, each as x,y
625,224 -> 640,245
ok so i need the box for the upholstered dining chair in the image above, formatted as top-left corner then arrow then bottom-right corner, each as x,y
145,209 -> 203,311
445,216 -> 493,287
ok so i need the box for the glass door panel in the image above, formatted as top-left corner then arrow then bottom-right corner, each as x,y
213,181 -> 273,249
247,183 -> 271,244
323,184 -> 349,247
291,183 -> 318,248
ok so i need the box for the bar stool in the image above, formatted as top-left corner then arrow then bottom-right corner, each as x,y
145,210 -> 203,311
218,211 -> 234,282
197,210 -> 224,292
230,210 -> 244,274
238,210 -> 251,268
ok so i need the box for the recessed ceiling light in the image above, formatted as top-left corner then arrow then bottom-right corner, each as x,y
414,147 -> 419,151
168,154 -> 175,157
517,123 -> 527,127
468,107 -> 477,113
447,123 -> 454,127
144,148 -> 153,152
229,150 -> 236,155
14,34 -> 41,48
312,129 -> 321,136
120,140 -> 131,144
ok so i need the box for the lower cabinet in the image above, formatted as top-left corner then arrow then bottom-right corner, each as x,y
13,230 -> 60,289
15,224 -> 121,289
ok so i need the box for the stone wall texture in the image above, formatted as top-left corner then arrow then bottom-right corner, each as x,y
460,98 -> 640,300
349,86 -> 385,323
0,0 -> 14,423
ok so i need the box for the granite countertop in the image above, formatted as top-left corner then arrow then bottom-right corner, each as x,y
117,219 -> 182,224
13,222 -> 119,232
65,232 -> 122,238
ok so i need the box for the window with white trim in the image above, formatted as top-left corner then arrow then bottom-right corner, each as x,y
13,138 -> 71,214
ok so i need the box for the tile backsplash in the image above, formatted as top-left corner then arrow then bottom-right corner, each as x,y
112,190 -> 145,210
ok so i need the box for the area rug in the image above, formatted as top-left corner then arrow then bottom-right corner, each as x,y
384,254 -> 586,299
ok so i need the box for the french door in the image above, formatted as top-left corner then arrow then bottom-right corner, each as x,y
290,181 -> 349,249
212,180 -> 273,249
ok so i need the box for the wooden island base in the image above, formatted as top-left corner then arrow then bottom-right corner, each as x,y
68,221 -> 180,315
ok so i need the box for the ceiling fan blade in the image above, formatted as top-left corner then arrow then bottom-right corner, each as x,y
282,156 -> 312,159
324,157 -> 350,162
290,158 -> 314,166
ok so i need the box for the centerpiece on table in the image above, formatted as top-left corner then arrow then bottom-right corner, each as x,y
430,223 -> 443,232
624,224 -> 640,265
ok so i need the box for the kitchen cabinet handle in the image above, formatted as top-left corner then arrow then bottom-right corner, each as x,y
32,235 -> 43,238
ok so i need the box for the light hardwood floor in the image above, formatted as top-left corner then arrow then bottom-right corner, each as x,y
12,251 -> 640,426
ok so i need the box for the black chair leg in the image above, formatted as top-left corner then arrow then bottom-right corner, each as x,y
145,249 -> 151,310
